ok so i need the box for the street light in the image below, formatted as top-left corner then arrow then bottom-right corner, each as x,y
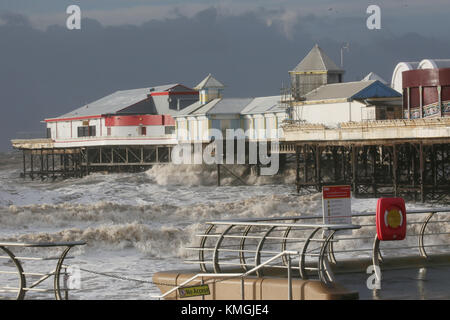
341,42 -> 350,68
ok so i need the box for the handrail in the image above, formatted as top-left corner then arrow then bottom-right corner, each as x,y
206,221 -> 360,230
207,207 -> 450,224
189,208 -> 450,288
152,250 -> 299,300
193,222 -> 360,283
0,241 -> 86,300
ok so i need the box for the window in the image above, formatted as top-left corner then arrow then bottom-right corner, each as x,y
141,126 -> 147,136
77,126 -> 85,137
77,125 -> 96,137
165,126 -> 175,135
46,128 -> 52,139
107,127 -> 111,136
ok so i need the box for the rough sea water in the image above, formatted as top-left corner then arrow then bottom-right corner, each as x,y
0,151 -> 449,300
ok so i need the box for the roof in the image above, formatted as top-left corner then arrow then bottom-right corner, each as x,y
303,80 -> 402,102
194,74 -> 225,90
177,98 -> 253,116
241,95 -> 285,115
206,98 -> 253,115
174,101 -> 204,116
362,72 -> 388,85
50,84 -> 185,120
192,99 -> 222,115
391,61 -> 420,92
291,44 -> 343,73
418,59 -> 450,69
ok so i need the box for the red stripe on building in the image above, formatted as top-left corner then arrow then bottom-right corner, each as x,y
163,115 -> 175,126
105,115 -> 175,126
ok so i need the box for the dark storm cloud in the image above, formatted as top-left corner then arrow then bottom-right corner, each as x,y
0,11 -> 32,27
1,7 -> 450,151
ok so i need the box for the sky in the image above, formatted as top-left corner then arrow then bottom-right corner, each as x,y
1,0 -> 450,151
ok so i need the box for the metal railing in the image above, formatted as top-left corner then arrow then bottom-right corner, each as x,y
152,250 -> 300,300
184,208 -> 450,288
153,223 -> 360,300
0,241 -> 86,300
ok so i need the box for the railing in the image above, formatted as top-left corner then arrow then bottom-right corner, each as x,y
0,241 -> 86,300
271,143 -> 296,154
152,250 -> 299,300
184,208 -> 450,287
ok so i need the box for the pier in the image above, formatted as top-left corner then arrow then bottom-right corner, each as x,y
11,139 -> 174,179
11,117 -> 450,201
280,118 -> 450,201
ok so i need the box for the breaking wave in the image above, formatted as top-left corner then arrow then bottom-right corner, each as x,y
0,193 -> 321,226
145,163 -> 297,186
1,222 -> 201,258
0,190 -> 324,258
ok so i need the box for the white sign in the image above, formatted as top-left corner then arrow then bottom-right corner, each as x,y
322,185 -> 352,235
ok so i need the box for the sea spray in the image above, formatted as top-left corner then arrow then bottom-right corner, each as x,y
0,193 -> 321,227
145,163 -> 298,186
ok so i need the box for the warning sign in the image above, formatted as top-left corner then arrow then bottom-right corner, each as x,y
178,284 -> 210,298
322,185 -> 352,226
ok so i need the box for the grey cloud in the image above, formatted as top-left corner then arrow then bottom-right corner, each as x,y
1,7 -> 450,151
0,11 -> 32,27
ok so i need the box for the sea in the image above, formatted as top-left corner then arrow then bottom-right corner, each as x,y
0,151 -> 448,300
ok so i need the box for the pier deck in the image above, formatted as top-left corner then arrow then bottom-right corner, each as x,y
11,138 -> 174,179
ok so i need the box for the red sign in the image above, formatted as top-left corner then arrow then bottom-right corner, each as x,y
322,186 -> 352,228
322,185 -> 351,199
376,198 -> 407,241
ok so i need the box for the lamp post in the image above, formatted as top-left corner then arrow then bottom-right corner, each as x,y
341,42 -> 350,68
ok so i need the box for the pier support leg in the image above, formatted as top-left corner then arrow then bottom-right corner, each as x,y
52,149 -> 55,180
295,146 -> 300,193
393,144 -> 398,197
46,152 -> 49,178
411,144 -> 417,201
85,148 -> 89,176
217,164 -> 221,186
372,146 -> 377,198
63,152 -> 67,177
40,148 -> 44,180
22,151 -> 26,179
30,153 -> 34,180
303,144 -> 308,189
419,143 -> 424,202
351,145 -> 357,196
315,145 -> 321,191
